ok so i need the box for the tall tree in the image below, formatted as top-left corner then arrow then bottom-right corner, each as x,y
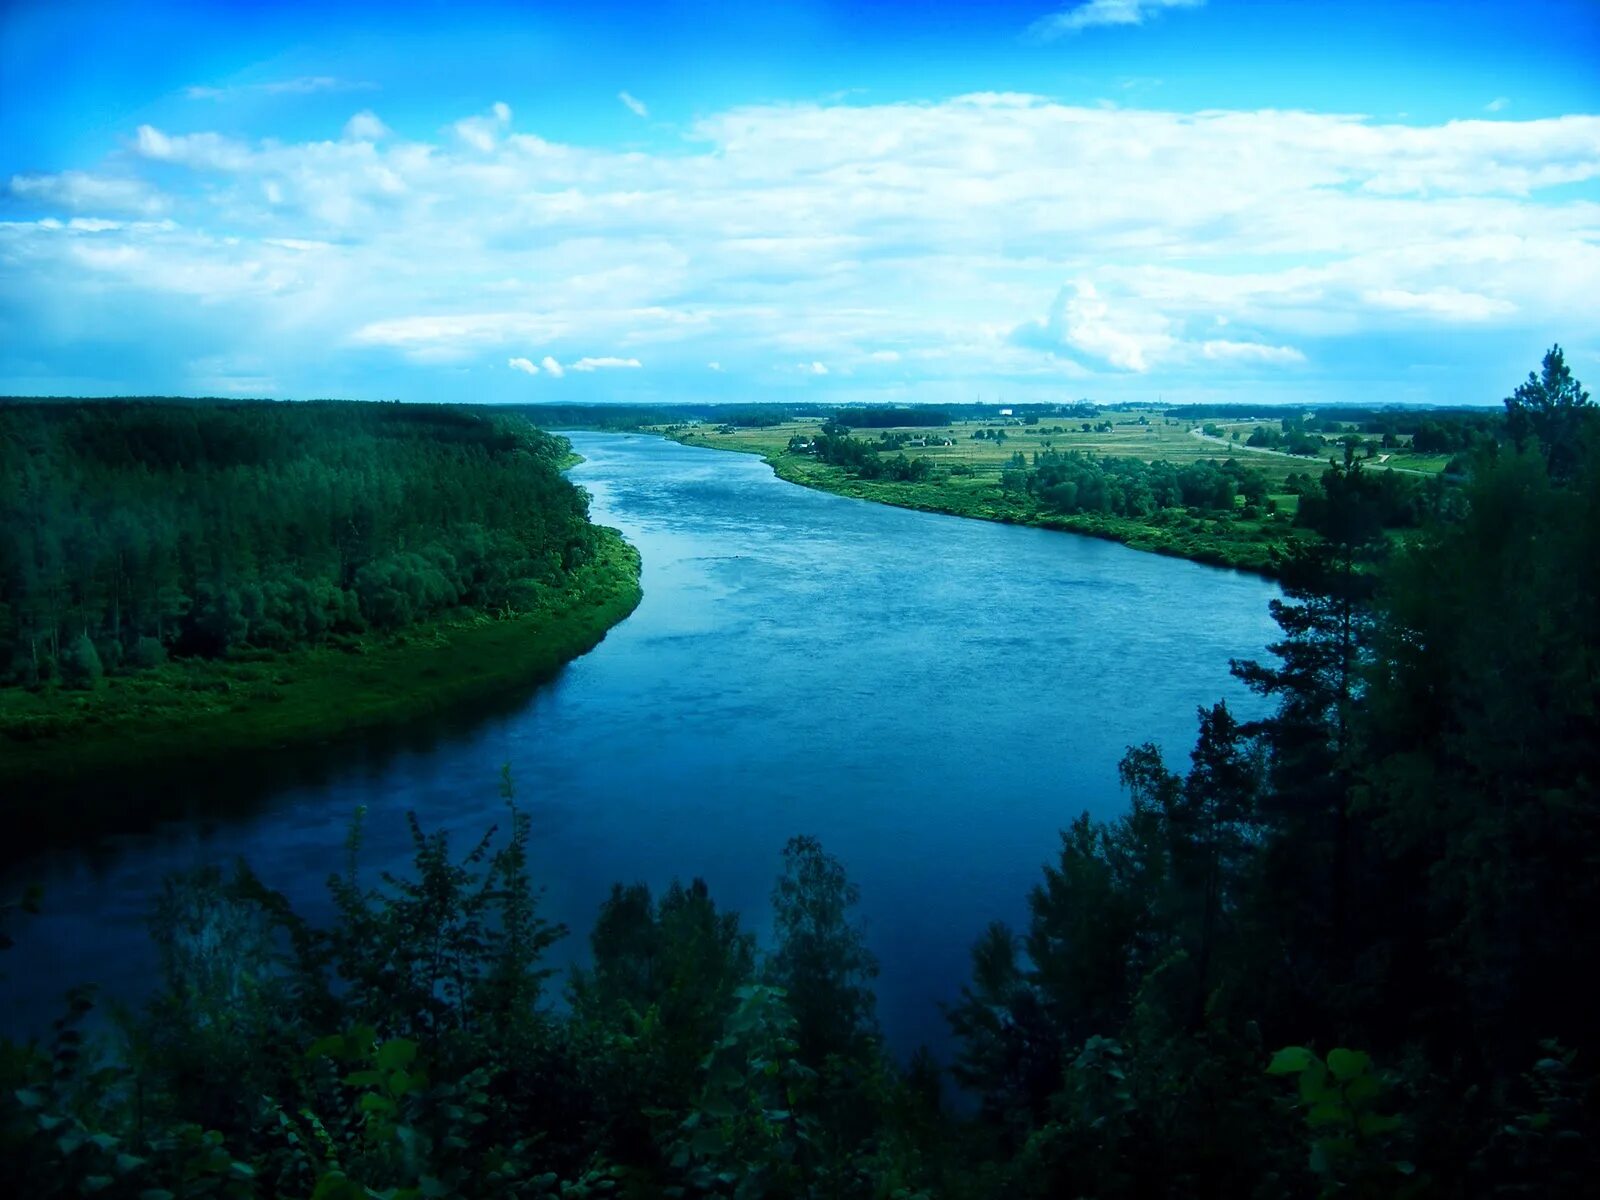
1505,343 -> 1594,479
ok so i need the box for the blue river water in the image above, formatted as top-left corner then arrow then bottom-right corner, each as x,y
2,432 -> 1281,1059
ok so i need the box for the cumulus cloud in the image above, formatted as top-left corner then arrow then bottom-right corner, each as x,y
1029,0 -> 1204,41
618,91 -> 649,119
570,356 -> 642,371
1485,97 -> 1510,113
806,361 -> 829,375
540,355 -> 564,377
453,102 -> 512,152
9,92 -> 1598,403
708,361 -> 723,371
344,111 -> 391,141
8,171 -> 168,216
508,356 -> 539,374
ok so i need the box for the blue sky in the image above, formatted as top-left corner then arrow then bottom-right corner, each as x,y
3,0 -> 1597,405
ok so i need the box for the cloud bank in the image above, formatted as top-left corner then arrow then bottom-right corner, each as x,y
3,92 -> 1596,402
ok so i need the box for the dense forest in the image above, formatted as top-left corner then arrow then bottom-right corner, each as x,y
2,348 -> 1596,1197
0,402 -> 600,687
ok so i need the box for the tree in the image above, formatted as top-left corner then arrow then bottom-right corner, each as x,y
1505,344 -> 1593,479
765,836 -> 879,1066
61,632 -> 103,689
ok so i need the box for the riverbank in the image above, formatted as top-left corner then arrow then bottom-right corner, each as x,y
662,427 -> 1304,577
0,528 -> 641,802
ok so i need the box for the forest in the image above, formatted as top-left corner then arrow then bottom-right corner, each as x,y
0,401 -> 603,687
0,349 -> 1593,1196
0,401 -> 644,809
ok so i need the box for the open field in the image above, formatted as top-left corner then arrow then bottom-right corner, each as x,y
657,409 -> 1444,575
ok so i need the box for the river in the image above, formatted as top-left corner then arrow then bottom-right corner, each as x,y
2,431 -> 1281,1058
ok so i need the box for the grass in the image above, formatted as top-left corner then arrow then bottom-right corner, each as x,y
658,413 -> 1356,575
0,529 -> 642,811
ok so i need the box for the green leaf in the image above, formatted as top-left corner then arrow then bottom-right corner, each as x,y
82,1176 -> 114,1193
360,1093 -> 397,1116
388,1069 -> 422,1098
138,1192 -> 175,1200
344,1070 -> 384,1089
1327,1048 -> 1371,1082
1359,1112 -> 1403,1136
116,1153 -> 148,1173
1267,1046 -> 1315,1075
1298,1061 -> 1330,1106
1306,1102 -> 1347,1128
376,1039 -> 418,1072
13,1088 -> 43,1109
311,1174 -> 366,1200
1344,1072 -> 1381,1105
307,1035 -> 346,1060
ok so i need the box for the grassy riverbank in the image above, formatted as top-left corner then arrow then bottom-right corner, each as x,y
663,419 -> 1320,576
0,528 -> 641,792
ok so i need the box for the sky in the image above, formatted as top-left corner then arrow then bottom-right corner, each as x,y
2,0 -> 1597,406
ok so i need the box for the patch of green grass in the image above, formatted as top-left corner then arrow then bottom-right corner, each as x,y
0,529 -> 642,793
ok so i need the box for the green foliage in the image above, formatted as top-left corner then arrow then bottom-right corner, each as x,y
62,632 -> 103,689
1267,1045 -> 1414,1194
766,836 -> 880,1068
4,350 -> 1597,1197
1504,343 -> 1595,478
0,401 -> 596,684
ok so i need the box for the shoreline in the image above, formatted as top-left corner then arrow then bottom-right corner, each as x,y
661,430 -> 1295,579
0,528 -> 642,839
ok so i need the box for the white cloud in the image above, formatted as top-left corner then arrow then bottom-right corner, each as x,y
186,77 -> 374,101
8,171 -> 168,216
708,361 -> 723,371
540,355 -> 564,377
1201,340 -> 1307,365
11,93 -> 1598,403
1485,97 -> 1510,113
807,361 -> 829,375
1362,288 -> 1517,322
1028,0 -> 1204,40
1050,280 -> 1172,372
454,103 -> 512,152
344,111 -> 391,141
508,356 -> 539,374
570,356 -> 642,371
354,314 -> 569,349
619,91 -> 649,119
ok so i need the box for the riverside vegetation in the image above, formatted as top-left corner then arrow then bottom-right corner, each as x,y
662,403 -> 1473,576
2,347 -> 1596,1197
0,401 -> 642,829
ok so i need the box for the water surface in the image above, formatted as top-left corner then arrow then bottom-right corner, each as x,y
3,432 -> 1281,1057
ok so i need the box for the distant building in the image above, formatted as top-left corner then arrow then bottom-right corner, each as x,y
999,407 -> 1013,417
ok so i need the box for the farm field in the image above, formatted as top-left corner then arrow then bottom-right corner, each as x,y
659,409 -> 1447,575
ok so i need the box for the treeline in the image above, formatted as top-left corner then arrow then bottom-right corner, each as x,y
1020,449 -> 1270,515
837,407 -> 952,428
0,402 -> 599,686
806,427 -> 937,482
